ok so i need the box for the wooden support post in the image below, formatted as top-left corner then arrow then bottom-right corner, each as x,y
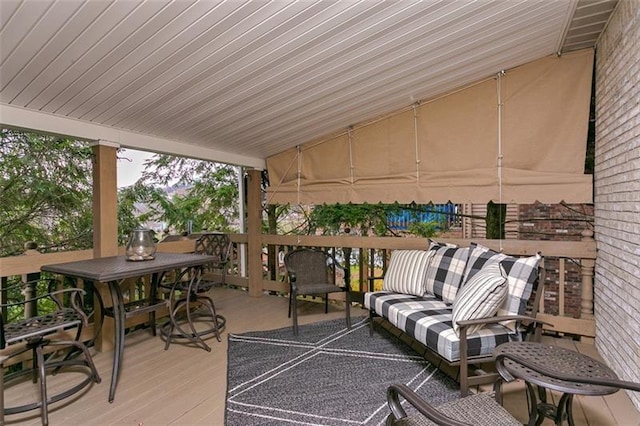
91,142 -> 119,258
91,141 -> 119,351
246,169 -> 263,297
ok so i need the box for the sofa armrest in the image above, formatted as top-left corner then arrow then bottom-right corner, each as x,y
456,315 -> 553,329
458,315 -> 553,350
456,315 -> 552,396
367,275 -> 384,292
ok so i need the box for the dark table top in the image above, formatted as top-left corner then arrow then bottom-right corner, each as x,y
495,341 -> 619,396
41,252 -> 216,282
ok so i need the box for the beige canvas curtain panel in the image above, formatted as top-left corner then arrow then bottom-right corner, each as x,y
266,49 -> 594,205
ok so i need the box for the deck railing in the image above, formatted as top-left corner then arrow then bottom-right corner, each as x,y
1,232 -> 597,355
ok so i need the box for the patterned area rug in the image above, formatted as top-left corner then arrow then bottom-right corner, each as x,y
225,317 -> 459,425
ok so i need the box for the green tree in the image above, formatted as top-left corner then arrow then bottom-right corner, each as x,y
129,154 -> 240,233
116,182 -> 155,245
0,129 -> 94,256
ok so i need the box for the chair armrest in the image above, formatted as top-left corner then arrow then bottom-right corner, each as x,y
0,283 -> 85,309
386,384 -> 471,426
287,272 -> 298,292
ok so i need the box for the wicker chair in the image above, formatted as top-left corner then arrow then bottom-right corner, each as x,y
283,248 -> 351,335
1,279 -> 101,425
385,351 -> 640,426
161,233 -> 230,351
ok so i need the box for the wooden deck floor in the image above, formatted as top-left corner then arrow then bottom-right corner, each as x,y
3,287 -> 639,425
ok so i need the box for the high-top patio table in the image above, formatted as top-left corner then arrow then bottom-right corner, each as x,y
41,252 -> 216,403
494,341 -> 619,426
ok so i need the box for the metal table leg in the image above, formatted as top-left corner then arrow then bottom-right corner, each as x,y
107,281 -> 125,403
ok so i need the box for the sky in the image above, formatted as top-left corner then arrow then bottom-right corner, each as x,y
117,149 -> 154,188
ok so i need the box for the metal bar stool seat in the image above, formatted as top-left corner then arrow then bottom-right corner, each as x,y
1,281 -> 101,425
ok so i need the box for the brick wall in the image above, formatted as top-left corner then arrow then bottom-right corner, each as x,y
519,203 -> 594,318
518,203 -> 594,241
594,0 -> 640,410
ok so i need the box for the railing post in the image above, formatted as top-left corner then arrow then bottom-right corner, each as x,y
23,241 -> 40,318
246,169 -> 263,297
580,230 -> 595,321
342,227 -> 352,291
1,276 -> 7,325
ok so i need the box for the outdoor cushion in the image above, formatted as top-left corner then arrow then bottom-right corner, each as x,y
365,291 -> 449,327
424,242 -> 469,304
383,250 -> 434,296
463,243 -> 541,331
451,262 -> 508,336
365,291 -> 514,362
463,242 -> 508,283
497,254 -> 541,330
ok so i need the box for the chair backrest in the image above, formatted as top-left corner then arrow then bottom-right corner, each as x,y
1,278 -> 87,349
283,248 -> 337,287
195,233 -> 232,264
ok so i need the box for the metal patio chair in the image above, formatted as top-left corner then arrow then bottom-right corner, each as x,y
385,351 -> 640,426
283,248 -> 351,335
1,279 -> 101,425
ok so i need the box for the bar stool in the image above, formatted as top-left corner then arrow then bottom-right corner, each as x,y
160,233 -> 230,351
1,279 -> 101,425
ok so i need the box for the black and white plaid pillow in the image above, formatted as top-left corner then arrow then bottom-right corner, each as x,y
463,243 -> 541,331
498,254 -> 541,330
463,242 -> 507,283
424,241 -> 469,304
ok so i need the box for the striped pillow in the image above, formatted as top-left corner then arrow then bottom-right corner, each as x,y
382,250 -> 433,296
451,262 -> 508,336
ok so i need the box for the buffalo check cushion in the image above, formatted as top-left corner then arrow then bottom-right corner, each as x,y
424,242 -> 469,304
463,242 -> 508,283
463,243 -> 542,332
451,262 -> 508,336
498,254 -> 541,330
364,291 -> 514,361
365,291 -> 449,329
382,250 -> 434,296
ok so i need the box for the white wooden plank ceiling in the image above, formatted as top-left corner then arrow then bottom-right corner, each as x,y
0,0 -> 617,168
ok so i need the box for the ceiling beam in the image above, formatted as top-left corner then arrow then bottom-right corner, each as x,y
0,104 -> 266,170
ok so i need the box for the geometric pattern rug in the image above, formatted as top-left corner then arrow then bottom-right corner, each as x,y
225,317 -> 459,425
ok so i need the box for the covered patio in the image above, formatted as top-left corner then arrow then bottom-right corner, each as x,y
1,0 -> 639,424
2,286 -> 638,425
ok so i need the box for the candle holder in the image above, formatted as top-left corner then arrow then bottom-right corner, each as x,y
125,229 -> 157,261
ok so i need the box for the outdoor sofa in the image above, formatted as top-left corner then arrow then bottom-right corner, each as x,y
364,241 -> 546,396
